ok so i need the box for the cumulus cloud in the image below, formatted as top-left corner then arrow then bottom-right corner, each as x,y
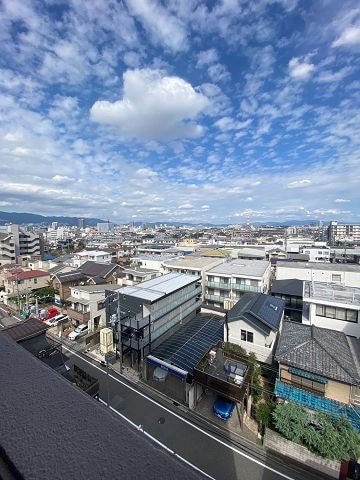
287,179 -> 312,188
332,26 -> 360,47
289,57 -> 315,80
90,69 -> 209,141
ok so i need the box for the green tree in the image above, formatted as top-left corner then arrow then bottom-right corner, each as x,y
272,402 -> 309,444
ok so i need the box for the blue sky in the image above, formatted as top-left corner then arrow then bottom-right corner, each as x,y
1,0 -> 359,225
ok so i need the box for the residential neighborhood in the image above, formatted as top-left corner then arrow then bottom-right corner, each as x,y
1,219 -> 360,479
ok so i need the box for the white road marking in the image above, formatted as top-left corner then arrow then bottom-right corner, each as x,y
62,345 -> 296,480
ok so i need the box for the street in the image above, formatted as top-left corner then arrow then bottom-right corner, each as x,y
0,305 -> 21,328
63,345 -> 327,480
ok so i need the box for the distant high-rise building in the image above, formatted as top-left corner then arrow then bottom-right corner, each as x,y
0,225 -> 43,266
51,222 -> 58,230
328,221 -> 360,245
97,222 -> 114,233
78,218 -> 85,229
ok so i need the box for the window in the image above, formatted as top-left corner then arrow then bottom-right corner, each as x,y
331,274 -> 341,283
34,278 -> 37,284
241,329 -> 254,343
316,304 -> 358,323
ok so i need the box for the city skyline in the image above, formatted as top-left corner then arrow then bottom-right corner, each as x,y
1,0 -> 359,225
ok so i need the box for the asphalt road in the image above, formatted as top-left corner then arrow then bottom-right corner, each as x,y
63,346 -> 327,480
0,305 -> 21,328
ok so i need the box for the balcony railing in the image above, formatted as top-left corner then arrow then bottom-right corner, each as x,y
205,281 -> 231,290
66,308 -> 90,323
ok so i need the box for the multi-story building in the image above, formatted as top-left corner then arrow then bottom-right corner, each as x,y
302,281 -> 360,338
66,284 -> 119,332
204,259 -> 271,309
276,261 -> 360,287
3,268 -> 50,296
328,221 -> 360,245
300,246 -> 330,263
0,225 -> 43,266
163,256 -> 226,301
106,273 -> 202,369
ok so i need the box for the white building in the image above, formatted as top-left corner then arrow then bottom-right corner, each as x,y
204,259 -> 272,310
227,293 -> 285,363
300,246 -> 330,263
328,221 -> 360,245
302,281 -> 360,338
276,261 -> 360,288
73,250 -> 112,267
0,225 -> 43,266
66,284 -> 120,332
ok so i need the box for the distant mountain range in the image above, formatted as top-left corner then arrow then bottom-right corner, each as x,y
0,211 -> 329,228
0,211 -> 105,227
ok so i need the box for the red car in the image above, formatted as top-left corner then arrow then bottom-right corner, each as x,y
38,307 -> 59,322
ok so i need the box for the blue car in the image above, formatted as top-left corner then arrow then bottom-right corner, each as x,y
213,396 -> 236,420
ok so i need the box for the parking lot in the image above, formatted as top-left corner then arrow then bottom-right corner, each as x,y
193,388 -> 258,443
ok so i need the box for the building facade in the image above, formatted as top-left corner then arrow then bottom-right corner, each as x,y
106,273 -> 202,370
204,259 -> 271,309
0,225 -> 43,266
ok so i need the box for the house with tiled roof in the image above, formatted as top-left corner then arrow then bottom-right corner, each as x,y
3,269 -> 50,295
274,320 -> 360,431
226,293 -> 285,363
52,261 -> 121,303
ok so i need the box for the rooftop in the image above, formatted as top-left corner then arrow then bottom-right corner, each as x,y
276,261 -> 360,272
119,272 -> 200,302
0,334 -> 206,480
163,256 -> 225,270
228,293 -> 284,335
149,314 -> 224,374
303,281 -> 360,306
275,320 -> 360,385
206,259 -> 270,277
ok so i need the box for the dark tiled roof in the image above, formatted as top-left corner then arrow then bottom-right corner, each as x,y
56,271 -> 86,283
275,321 -> 360,385
271,279 -> 304,297
80,260 -> 117,278
228,293 -> 284,335
1,317 -> 48,342
0,334 -> 206,480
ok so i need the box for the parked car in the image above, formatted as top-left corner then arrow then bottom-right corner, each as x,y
213,396 -> 236,420
46,314 -> 68,326
68,324 -> 88,341
39,307 -> 59,322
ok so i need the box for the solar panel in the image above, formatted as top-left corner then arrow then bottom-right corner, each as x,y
150,314 -> 224,374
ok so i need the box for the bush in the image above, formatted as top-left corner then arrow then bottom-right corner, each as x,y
272,402 -> 360,460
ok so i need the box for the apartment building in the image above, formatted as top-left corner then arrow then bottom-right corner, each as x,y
0,225 -> 43,266
3,269 -> 50,295
328,221 -> 360,245
300,246 -> 330,263
204,259 -> 271,309
163,255 -> 226,301
66,284 -> 119,332
276,261 -> 360,287
302,281 -> 360,338
106,273 -> 202,369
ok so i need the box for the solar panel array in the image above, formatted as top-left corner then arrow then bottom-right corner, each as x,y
150,314 -> 224,374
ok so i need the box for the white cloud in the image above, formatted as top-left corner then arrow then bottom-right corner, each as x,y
90,68 -> 210,141
287,179 -> 312,188
332,26 -> 360,47
289,57 -> 315,80
125,0 -> 188,52
316,67 -> 352,83
335,198 -> 350,203
197,49 -> 219,68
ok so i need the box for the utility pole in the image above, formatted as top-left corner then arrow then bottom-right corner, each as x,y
117,291 -> 123,374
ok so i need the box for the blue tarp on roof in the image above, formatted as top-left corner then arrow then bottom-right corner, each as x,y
275,379 -> 360,431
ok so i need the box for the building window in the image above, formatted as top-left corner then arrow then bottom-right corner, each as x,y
331,274 -> 341,283
316,304 -> 358,323
241,329 -> 254,343
34,278 -> 37,284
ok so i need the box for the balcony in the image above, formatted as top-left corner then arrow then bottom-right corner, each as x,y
66,308 -> 90,323
206,281 -> 231,290
233,284 -> 261,293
